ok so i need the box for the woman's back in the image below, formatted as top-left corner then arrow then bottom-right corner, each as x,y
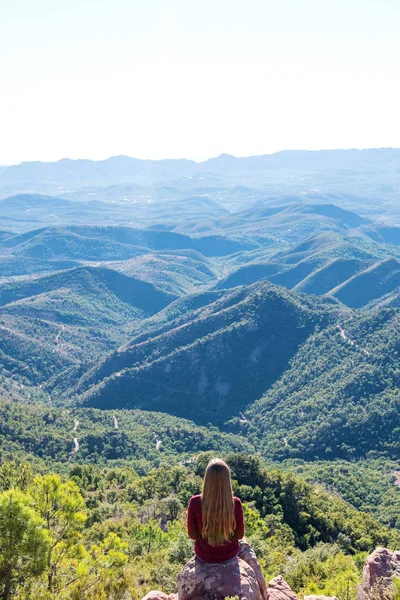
187,494 -> 244,563
186,458 -> 245,563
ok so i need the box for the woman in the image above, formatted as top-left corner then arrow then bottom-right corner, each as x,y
187,458 -> 268,599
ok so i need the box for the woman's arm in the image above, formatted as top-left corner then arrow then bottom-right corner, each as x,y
187,498 -> 199,540
234,498 -> 245,539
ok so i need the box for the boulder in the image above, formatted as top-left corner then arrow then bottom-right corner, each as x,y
141,565 -> 301,600
177,555 -> 263,600
266,576 -> 299,600
357,547 -> 400,600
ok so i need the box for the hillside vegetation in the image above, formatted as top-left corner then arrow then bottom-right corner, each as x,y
245,309 -> 400,460
1,453 -> 399,599
69,282 -> 345,424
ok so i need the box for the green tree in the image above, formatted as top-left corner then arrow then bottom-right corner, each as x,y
30,474 -> 86,592
0,489 -> 50,600
0,462 -> 33,492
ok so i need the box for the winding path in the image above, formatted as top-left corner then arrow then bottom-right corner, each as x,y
337,325 -> 370,355
337,325 -> 354,345
113,415 -> 119,429
68,438 -> 79,461
55,324 -> 66,344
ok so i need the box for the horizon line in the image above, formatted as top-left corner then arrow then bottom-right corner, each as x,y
1,146 -> 399,169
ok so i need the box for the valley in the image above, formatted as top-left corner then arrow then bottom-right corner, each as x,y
2,152 -> 400,465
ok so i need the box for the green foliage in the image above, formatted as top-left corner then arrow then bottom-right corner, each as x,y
0,461 -> 33,492
282,458 -> 400,529
247,309 -> 400,461
2,453 -> 397,599
0,489 -> 51,599
0,400 -> 253,468
281,543 -> 363,600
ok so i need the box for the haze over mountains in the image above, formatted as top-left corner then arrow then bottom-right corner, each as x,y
1,148 -> 400,470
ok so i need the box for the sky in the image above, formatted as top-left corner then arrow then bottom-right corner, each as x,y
1,0 -> 400,164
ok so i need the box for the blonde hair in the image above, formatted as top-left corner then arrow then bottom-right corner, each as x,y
201,458 -> 236,546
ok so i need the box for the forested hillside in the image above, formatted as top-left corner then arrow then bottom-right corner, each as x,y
70,283 -> 344,424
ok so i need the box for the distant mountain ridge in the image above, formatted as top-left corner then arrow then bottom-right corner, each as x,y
1,148 -> 400,186
0,225 -> 254,259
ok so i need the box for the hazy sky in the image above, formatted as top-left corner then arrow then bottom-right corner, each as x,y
1,0 -> 400,164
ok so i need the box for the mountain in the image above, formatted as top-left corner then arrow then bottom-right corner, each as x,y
0,155 -> 196,186
63,282 -> 345,425
331,258 -> 400,308
177,201 -> 370,245
106,251 -> 217,296
0,266 -> 178,403
2,148 -> 400,187
294,257 -> 374,295
0,192 -> 231,234
363,224 -> 400,246
216,229 -> 400,309
2,149 -> 400,600
0,225 -> 253,260
2,151 -> 400,227
0,256 -> 80,278
245,308 -> 400,460
0,265 -> 176,312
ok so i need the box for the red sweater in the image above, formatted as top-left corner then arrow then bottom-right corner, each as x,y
187,494 -> 245,563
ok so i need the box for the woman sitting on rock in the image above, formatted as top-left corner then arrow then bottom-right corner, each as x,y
186,457 -> 268,599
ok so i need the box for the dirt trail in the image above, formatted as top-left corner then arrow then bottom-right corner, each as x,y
156,438 -> 162,450
337,325 -> 354,345
239,412 -> 249,424
73,419 -> 79,432
68,438 -> 79,460
113,415 -> 118,429
337,325 -> 370,356
55,324 -> 66,344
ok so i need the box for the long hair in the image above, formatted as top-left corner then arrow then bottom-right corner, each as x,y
201,458 -> 236,546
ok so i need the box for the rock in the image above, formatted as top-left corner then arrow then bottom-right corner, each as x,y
141,565 -> 301,600
266,576 -> 299,600
305,596 -> 339,600
357,547 -> 400,600
141,592 -> 177,600
177,555 -> 263,600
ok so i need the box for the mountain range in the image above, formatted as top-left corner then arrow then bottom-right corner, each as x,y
1,150 -> 400,472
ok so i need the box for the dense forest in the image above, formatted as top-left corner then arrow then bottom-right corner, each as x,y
2,453 -> 400,600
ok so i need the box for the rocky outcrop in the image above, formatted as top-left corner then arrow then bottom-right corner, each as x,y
140,566 -> 341,600
357,547 -> 400,600
141,571 -> 300,600
266,575 -> 298,600
177,555 -> 262,599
